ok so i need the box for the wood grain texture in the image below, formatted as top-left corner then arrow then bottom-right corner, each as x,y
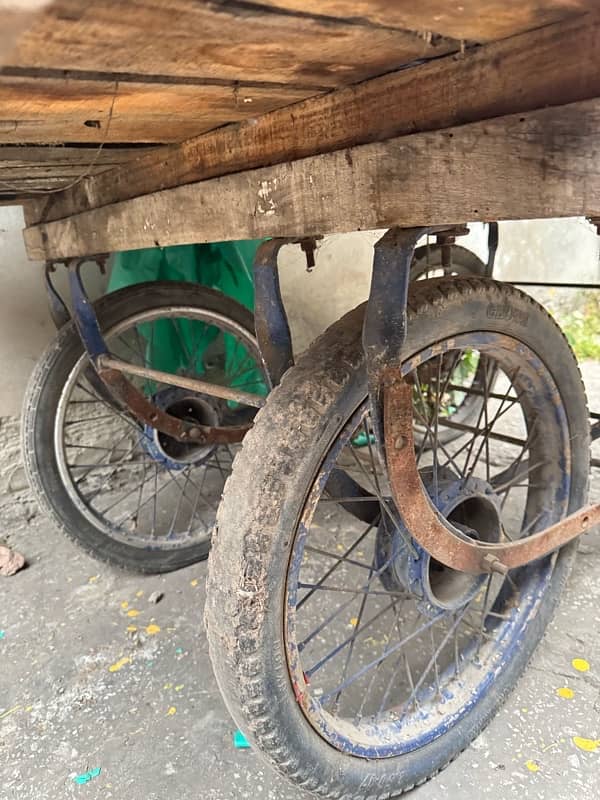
0,145 -> 155,165
0,75 -> 316,146
8,0 -> 458,88
24,99 -> 600,261
257,0 -> 591,41
0,148 -> 152,192
26,13 -> 600,223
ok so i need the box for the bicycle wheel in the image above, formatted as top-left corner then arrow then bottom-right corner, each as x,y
206,277 -> 589,798
23,281 -> 266,573
411,244 -> 491,446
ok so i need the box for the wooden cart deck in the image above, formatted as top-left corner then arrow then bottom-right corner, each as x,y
1,1 -> 599,259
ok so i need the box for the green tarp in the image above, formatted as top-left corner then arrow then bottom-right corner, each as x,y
108,241 -> 267,399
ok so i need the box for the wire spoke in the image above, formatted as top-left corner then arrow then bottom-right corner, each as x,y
298,523 -> 407,649
397,607 -> 470,721
298,583 -> 407,598
346,443 -> 400,529
167,466 -> 192,538
332,555 -> 375,713
306,599 -> 397,678
297,519 -> 378,609
319,613 -> 442,705
304,545 -> 374,572
462,366 -> 518,483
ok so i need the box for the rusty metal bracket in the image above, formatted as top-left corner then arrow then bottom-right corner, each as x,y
44,261 -> 71,328
98,367 -> 248,445
363,225 -> 455,452
363,227 -> 425,450
362,225 -> 598,575
299,237 -> 321,272
253,238 -> 295,386
435,225 -> 470,272
384,377 -> 600,575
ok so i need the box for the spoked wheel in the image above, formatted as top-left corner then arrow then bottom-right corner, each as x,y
23,281 -> 267,573
411,244 -> 492,447
207,278 -> 589,798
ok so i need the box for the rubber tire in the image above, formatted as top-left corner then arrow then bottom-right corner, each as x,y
410,244 -> 489,282
22,281 -> 257,574
206,278 -> 589,799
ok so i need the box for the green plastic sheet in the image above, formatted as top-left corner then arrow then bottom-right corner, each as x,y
108,241 -> 267,399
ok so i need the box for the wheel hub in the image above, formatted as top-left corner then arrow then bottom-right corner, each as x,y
143,387 -> 220,470
376,468 -> 502,617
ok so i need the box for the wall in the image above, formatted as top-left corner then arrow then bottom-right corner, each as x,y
0,205 -> 107,418
277,220 -> 600,353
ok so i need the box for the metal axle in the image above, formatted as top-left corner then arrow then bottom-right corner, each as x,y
97,355 -> 265,409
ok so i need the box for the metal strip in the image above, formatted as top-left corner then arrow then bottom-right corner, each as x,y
384,376 -> 600,575
99,368 -> 249,445
44,262 -> 71,329
363,227 -> 425,451
97,355 -> 265,409
253,238 -> 294,386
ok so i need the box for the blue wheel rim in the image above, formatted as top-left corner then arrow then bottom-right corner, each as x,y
284,332 -> 571,758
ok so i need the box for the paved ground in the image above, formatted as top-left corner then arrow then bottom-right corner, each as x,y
1,365 -> 600,800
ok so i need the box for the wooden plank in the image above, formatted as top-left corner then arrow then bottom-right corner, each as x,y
0,145 -> 153,194
1,164 -> 113,179
258,1 -> 591,41
0,144 -> 155,165
8,0 -> 458,88
1,177 -> 111,191
0,75 -> 316,145
0,163 -> 125,179
24,98 -> 600,261
26,12 -> 600,224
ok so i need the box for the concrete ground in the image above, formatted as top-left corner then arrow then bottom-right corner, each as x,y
1,366 -> 600,800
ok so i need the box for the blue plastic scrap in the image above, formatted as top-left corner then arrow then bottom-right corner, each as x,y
73,767 -> 101,785
233,730 -> 251,749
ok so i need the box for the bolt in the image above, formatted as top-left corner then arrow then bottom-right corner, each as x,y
188,427 -> 204,441
394,435 -> 406,451
482,553 -> 509,576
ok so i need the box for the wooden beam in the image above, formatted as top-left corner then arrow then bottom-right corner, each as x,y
26,12 -> 600,225
257,1 -> 592,42
24,98 -> 600,261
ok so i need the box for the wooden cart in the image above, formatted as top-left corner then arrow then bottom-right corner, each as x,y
4,3 -> 600,797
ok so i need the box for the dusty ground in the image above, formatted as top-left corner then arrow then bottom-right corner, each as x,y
1,365 -> 599,800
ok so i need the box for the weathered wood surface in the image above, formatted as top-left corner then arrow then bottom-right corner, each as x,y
0,145 -> 156,194
24,99 -> 600,261
7,0 -> 458,88
0,145 -> 155,166
258,0 -> 592,41
0,75 -> 316,145
26,13 -> 600,225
